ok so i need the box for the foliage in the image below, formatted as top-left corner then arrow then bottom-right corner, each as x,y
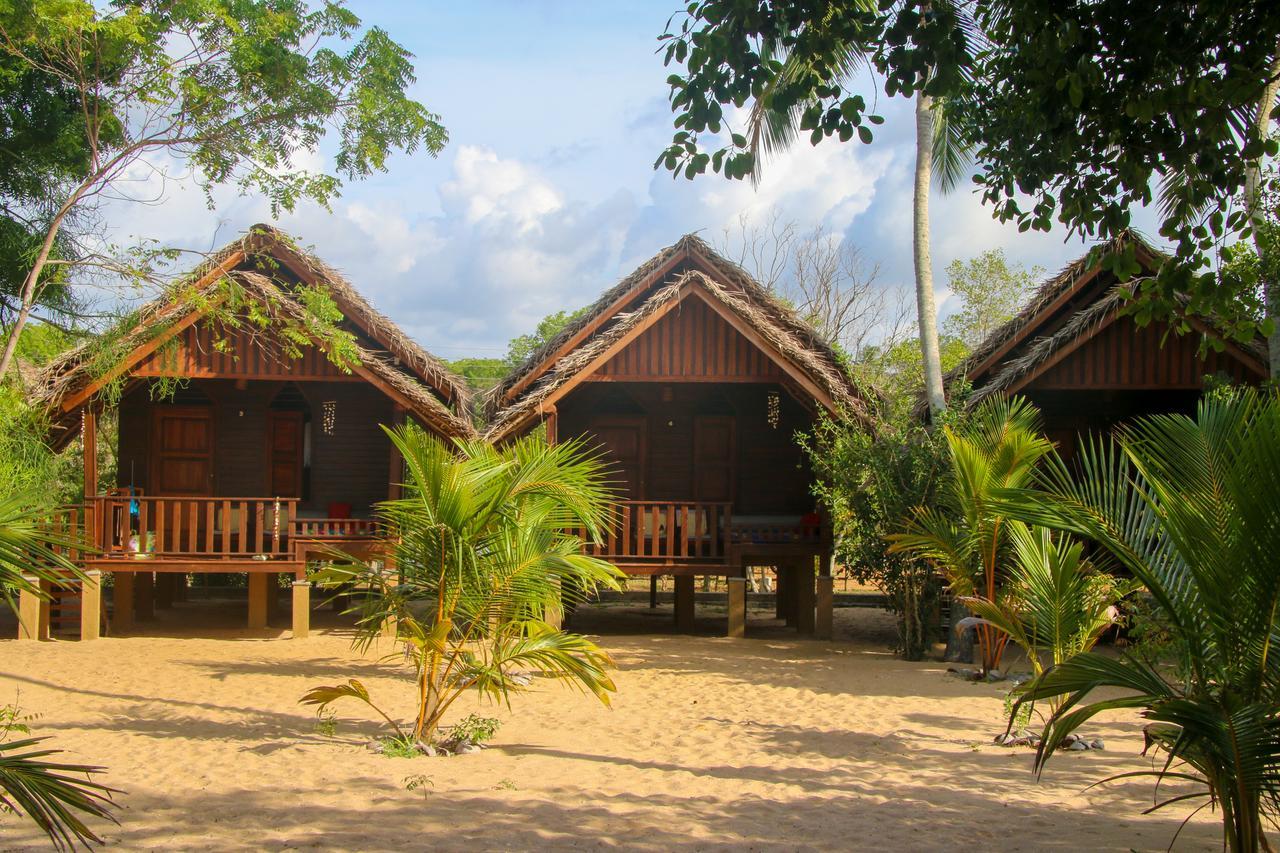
888,396 -> 1055,673
960,523 -> 1135,703
997,390 -> 1280,851
801,399 -> 952,660
447,357 -> 507,396
504,307 -> 587,370
446,714 -> 500,747
0,0 -> 448,378
855,334 -> 969,416
0,492 -> 115,849
655,1 -> 1280,351
942,250 -> 1042,349
303,426 -> 624,745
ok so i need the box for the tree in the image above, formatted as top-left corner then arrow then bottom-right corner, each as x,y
942,249 -> 1042,348
0,0 -> 448,379
303,426 -> 623,748
658,0 -> 977,416
655,2 -> 1280,376
998,390 -> 1280,852
888,396 -> 1056,675
504,307 -> 588,370
717,212 -> 903,359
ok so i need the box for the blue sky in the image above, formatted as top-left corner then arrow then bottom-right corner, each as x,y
107,1 -> 1159,361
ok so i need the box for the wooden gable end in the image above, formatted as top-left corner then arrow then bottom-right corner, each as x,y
1019,314 -> 1265,393
594,294 -> 786,383
132,319 -> 359,382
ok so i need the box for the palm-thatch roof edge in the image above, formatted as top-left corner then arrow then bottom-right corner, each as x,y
484,269 -> 872,443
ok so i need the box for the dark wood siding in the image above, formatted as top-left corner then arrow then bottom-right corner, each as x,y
133,320 -> 356,381
115,379 -> 393,515
596,295 -> 786,382
1027,315 -> 1263,391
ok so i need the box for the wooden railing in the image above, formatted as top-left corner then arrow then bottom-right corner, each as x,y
292,517 -> 381,539
87,495 -> 299,560
581,501 -> 732,564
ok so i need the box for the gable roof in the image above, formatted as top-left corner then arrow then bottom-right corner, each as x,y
953,231 -> 1268,407
32,226 -> 475,448
485,235 -> 871,442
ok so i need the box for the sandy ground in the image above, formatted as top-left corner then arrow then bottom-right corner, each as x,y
0,599 -> 1221,852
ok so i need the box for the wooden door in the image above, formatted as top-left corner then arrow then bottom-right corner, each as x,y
694,416 -> 735,503
268,410 -> 304,498
592,417 -> 646,499
151,406 -> 214,496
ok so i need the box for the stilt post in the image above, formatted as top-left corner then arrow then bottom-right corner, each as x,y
247,572 -> 269,629
815,574 -> 834,640
80,570 -> 102,641
136,571 -> 155,621
796,560 -> 816,636
674,574 -> 695,633
726,576 -> 746,638
649,575 -> 659,609
292,580 -> 310,638
113,571 -> 135,632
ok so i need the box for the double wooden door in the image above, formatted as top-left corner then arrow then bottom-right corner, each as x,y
151,406 -> 214,496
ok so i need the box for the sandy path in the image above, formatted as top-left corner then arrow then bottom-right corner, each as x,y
0,601 -> 1219,851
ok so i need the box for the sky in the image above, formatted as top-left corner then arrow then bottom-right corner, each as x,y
101,1 -> 1161,362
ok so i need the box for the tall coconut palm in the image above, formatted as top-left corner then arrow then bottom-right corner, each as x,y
745,2 -> 974,416
887,396 -> 1055,674
304,426 -> 625,746
995,390 -> 1280,852
0,492 -> 116,849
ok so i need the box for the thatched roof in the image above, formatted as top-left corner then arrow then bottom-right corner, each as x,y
485,234 -> 859,419
950,230 -> 1268,408
485,241 -> 871,442
31,227 -> 475,446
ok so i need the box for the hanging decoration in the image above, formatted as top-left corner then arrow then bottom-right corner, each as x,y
322,400 -> 337,435
766,391 -> 781,429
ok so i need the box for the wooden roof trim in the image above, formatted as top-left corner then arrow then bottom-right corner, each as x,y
57,252 -> 245,413
1184,315 -> 1269,378
500,283 -> 695,437
965,240 -> 1163,384
1003,308 -> 1123,396
688,287 -> 838,413
499,249 -> 691,405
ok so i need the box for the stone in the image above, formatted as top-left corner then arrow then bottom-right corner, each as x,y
1068,740 -> 1089,751
415,741 -> 437,757
367,740 -> 384,753
455,742 -> 481,755
1089,739 -> 1105,751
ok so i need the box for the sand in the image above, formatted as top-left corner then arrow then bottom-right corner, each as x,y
0,600 -> 1222,851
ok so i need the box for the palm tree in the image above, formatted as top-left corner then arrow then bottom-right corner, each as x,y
996,390 -> 1280,852
959,522 -> 1135,707
0,492 -> 117,849
887,396 -> 1055,674
303,426 -> 624,746
745,1 -> 974,416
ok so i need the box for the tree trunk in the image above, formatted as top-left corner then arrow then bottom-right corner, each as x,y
1245,51 -> 1280,379
0,199 -> 75,379
944,598 -> 975,664
913,93 -> 947,414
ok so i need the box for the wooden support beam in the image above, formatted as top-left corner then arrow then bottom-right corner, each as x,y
113,571 -> 135,632
545,404 -> 558,446
82,408 -> 98,498
17,577 -> 46,640
248,572 -> 269,629
136,572 -> 155,621
80,571 -> 102,641
796,560 -> 816,636
674,574 -> 695,634
266,573 -> 281,624
388,404 -> 406,501
775,566 -> 787,621
815,575 -> 834,641
291,581 -> 310,639
726,577 -> 746,639
649,575 -> 659,609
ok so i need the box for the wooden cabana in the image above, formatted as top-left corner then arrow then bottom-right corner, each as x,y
952,231 -> 1268,455
485,235 -> 874,638
21,225 -> 474,641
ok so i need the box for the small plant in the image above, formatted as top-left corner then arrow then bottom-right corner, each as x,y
378,736 -> 421,759
494,778 -> 517,791
446,715 -> 500,748
312,709 -> 338,738
1002,690 -> 1032,733
403,774 -> 434,798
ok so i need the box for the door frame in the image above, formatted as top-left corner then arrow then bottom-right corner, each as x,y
693,414 -> 736,503
148,404 -> 216,496
592,415 -> 647,500
266,409 -> 305,498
